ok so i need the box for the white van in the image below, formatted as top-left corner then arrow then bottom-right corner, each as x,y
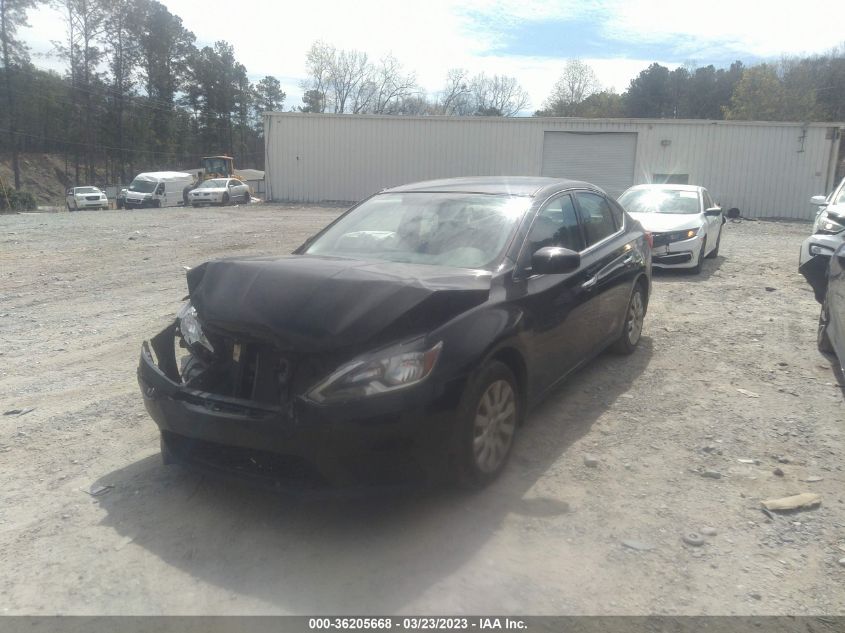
123,172 -> 195,209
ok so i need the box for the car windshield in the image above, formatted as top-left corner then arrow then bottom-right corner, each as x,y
198,179 -> 228,189
305,192 -> 531,270
75,187 -> 98,194
128,179 -> 156,193
618,188 -> 701,215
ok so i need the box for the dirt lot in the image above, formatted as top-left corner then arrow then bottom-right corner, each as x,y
1,205 -> 844,616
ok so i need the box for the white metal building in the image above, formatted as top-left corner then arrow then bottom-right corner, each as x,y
264,113 -> 844,220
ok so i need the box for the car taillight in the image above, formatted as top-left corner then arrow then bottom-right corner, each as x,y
645,231 -> 653,248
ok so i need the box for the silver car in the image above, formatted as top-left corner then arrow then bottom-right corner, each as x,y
189,178 -> 251,207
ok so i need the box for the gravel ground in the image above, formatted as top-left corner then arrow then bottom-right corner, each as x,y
1,205 -> 843,616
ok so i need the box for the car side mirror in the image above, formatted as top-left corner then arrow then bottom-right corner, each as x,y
704,207 -> 722,216
811,195 -> 828,206
531,246 -> 580,275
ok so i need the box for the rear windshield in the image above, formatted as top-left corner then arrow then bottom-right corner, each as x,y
618,188 -> 701,215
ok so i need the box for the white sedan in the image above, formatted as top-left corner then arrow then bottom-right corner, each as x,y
188,178 -> 251,207
617,184 -> 724,274
66,186 -> 108,211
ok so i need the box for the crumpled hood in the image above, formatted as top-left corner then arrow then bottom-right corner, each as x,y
628,212 -> 703,233
187,255 -> 492,352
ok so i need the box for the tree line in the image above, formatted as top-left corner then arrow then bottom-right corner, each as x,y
0,0 -> 285,190
1,0 -> 844,195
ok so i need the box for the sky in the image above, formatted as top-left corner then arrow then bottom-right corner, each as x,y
20,0 -> 845,113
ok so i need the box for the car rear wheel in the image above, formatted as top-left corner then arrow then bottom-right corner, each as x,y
706,226 -> 722,259
818,298 -> 834,354
691,237 -> 707,274
454,361 -> 521,488
611,283 -> 646,355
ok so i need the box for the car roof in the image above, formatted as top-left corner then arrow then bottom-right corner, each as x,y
382,176 -> 600,197
624,184 -> 704,193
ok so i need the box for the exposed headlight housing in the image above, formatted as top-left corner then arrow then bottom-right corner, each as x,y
177,302 -> 214,353
307,340 -> 443,404
814,210 -> 845,235
808,243 -> 835,256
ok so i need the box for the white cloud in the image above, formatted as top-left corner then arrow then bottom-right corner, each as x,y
598,0 -> 845,59
17,0 -> 844,112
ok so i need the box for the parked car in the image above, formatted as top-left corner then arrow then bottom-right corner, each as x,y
138,177 -> 652,489
188,178 -> 250,207
66,186 -> 108,211
617,184 -> 724,273
809,176 -> 845,234
124,172 -> 194,209
799,230 -> 845,370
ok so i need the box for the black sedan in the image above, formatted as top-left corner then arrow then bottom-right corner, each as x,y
138,177 -> 652,489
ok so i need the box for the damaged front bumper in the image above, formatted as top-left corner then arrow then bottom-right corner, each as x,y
137,326 -> 462,488
798,234 -> 844,303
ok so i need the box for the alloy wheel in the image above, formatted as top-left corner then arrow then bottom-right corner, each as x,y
627,290 -> 645,345
473,379 -> 517,474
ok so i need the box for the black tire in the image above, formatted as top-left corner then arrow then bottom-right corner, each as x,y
192,203 -> 200,208
66,202 -> 73,212
154,199 -> 161,208
453,360 -> 521,489
160,433 -> 176,465
242,191 -> 250,204
818,298 -> 834,354
611,282 -> 647,355
221,192 -> 230,206
706,226 -> 722,259
691,237 -> 707,274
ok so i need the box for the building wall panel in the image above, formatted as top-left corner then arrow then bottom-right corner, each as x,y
265,114 -> 841,219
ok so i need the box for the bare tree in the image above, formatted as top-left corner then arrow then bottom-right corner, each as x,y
541,59 -> 600,115
301,40 -> 334,113
471,73 -> 529,116
371,55 -> 417,114
439,68 -> 472,115
330,48 -> 369,113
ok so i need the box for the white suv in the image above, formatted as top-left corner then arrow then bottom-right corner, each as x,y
66,187 -> 108,211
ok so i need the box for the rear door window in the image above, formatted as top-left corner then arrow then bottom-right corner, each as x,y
575,192 -> 618,247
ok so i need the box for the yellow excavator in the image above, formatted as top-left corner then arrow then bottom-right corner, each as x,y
199,156 -> 244,181
183,156 -> 249,205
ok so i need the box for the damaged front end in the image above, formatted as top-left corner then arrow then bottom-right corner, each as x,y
799,234 -> 845,303
138,303 -> 460,489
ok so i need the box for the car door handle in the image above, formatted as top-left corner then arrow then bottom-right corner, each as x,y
582,275 -> 598,289
623,254 -> 635,265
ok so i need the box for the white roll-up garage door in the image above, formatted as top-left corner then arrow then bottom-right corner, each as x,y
541,131 -> 637,197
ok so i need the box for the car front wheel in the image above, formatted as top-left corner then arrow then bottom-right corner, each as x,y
454,361 -> 521,488
707,226 -> 722,259
691,237 -> 707,274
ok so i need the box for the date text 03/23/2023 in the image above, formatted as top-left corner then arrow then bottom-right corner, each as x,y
308,618 -> 528,630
